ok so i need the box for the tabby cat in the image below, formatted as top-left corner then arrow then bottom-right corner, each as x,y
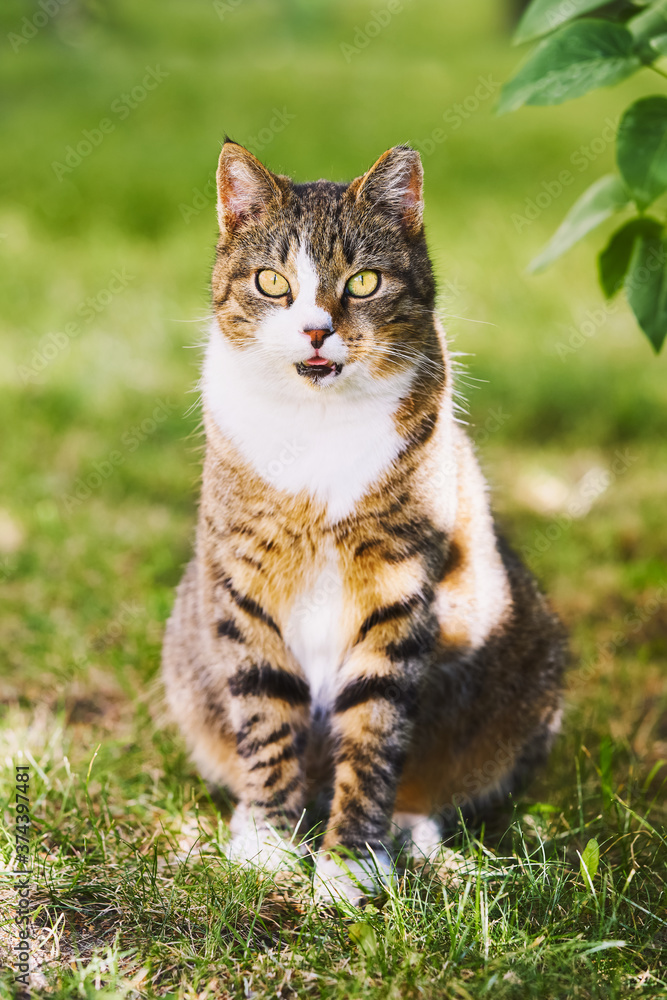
162,140 -> 565,904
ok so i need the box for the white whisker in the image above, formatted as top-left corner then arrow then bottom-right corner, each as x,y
445,313 -> 497,327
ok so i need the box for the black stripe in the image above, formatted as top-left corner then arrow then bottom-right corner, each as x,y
335,835 -> 387,854
237,553 -> 264,571
277,231 -> 291,265
221,577 -> 281,636
338,778 -> 387,811
333,788 -> 387,835
385,540 -> 424,563
386,620 -> 434,663
386,312 -> 411,326
216,618 -> 245,642
263,768 -> 283,789
338,741 -> 405,771
382,523 -> 448,580
388,520 -> 428,542
439,540 -> 462,580
235,712 -> 261,741
252,774 -> 301,809
394,412 -> 437,462
384,492 -> 411,516
410,411 -> 438,449
229,664 -> 310,706
231,523 -> 255,537
344,759 -> 396,800
334,675 -> 415,714
236,722 -> 290,758
355,769 -> 395,804
264,806 -> 301,823
355,538 -> 383,558
355,593 -> 423,644
248,745 -> 296,771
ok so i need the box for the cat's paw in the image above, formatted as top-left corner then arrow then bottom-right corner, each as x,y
312,848 -> 395,907
393,811 -> 442,860
226,807 -> 304,872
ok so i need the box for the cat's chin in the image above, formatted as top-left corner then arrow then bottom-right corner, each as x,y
295,361 -> 343,384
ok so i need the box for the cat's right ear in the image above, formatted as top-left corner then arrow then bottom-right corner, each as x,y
216,140 -> 282,237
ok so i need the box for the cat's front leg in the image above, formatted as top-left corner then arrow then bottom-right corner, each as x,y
224,660 -> 311,869
314,601 -> 435,904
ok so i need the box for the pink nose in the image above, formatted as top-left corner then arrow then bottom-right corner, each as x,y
304,328 -> 333,350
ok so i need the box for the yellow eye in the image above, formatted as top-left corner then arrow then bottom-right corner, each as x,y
346,270 -> 379,298
257,269 -> 290,297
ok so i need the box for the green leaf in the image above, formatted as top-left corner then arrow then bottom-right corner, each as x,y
349,922 -> 378,956
579,838 -> 600,888
625,225 -> 667,351
498,21 -> 641,114
513,0 -> 612,45
649,31 -> 667,56
628,2 -> 667,45
529,174 -> 630,273
617,96 -> 667,209
598,217 -> 663,297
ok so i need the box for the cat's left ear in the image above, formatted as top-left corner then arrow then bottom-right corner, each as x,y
349,146 -> 423,236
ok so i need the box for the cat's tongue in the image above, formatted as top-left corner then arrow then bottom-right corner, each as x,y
305,357 -> 332,367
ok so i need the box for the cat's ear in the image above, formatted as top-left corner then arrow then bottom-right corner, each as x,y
216,140 -> 282,237
349,146 -> 424,235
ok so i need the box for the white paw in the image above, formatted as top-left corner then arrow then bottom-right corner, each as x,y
313,848 -> 395,906
226,807 -> 305,872
392,812 -> 442,860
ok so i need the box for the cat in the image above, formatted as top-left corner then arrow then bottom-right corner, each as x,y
162,140 -> 566,904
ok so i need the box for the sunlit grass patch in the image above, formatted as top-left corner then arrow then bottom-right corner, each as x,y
0,705 -> 665,998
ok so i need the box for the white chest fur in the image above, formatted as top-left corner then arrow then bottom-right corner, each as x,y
284,550 -> 345,714
203,322 -> 412,522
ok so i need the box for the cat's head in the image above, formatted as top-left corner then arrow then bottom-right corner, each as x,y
211,140 -> 439,397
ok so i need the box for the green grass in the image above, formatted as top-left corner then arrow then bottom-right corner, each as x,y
0,0 -> 666,996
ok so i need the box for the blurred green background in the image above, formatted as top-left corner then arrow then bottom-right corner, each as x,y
1,0 -> 665,797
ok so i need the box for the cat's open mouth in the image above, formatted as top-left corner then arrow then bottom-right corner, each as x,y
295,359 -> 343,382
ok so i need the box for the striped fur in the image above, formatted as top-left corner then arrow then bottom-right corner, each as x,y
162,142 -> 566,901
